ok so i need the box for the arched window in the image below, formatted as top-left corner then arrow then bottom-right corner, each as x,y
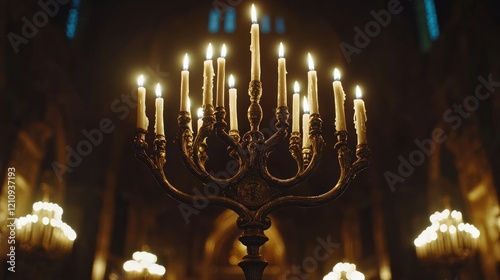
66,0 -> 81,39
424,0 -> 440,40
224,8 -> 236,33
208,8 -> 220,33
275,16 -> 285,34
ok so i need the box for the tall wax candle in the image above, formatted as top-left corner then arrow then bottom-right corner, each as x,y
277,42 -> 287,107
228,75 -> 238,131
155,84 -> 164,135
302,97 -> 311,148
180,54 -> 190,112
292,81 -> 300,133
203,43 -> 214,106
216,44 -> 227,107
353,86 -> 368,145
332,68 -> 347,131
197,108 -> 203,133
307,53 -> 319,114
250,4 -> 260,81
137,75 -> 148,130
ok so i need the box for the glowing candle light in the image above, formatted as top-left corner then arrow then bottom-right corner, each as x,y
353,86 -> 367,145
203,43 -> 214,106
292,81 -> 300,133
302,97 -> 311,148
332,68 -> 347,131
137,75 -> 148,130
216,44 -> 227,107
250,4 -> 260,81
229,75 -> 238,131
307,53 -> 319,114
277,42 -> 287,107
180,54 -> 190,112
155,83 -> 164,135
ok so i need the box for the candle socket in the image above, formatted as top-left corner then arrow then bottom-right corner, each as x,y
214,106 -> 227,129
154,134 -> 167,166
289,131 -> 302,169
309,113 -> 323,137
275,106 -> 290,131
355,144 -> 371,163
247,80 -> 263,132
177,111 -> 194,156
334,130 -> 348,150
133,128 -> 148,153
302,147 -> 312,168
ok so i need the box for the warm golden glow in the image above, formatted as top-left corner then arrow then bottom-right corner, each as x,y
221,44 -> 227,58
333,68 -> 341,81
124,250 -> 165,276
229,74 -> 235,88
155,83 -> 161,98
206,43 -> 213,60
308,53 -> 314,71
303,96 -> 310,114
197,108 -> 203,119
355,85 -> 362,99
324,262 -> 365,280
279,42 -> 284,58
183,53 -> 189,70
251,4 -> 257,23
294,81 -> 300,94
137,75 -> 144,87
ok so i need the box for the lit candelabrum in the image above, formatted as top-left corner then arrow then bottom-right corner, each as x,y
414,209 -> 480,266
123,250 -> 166,279
132,4 -> 370,280
16,199 -> 77,258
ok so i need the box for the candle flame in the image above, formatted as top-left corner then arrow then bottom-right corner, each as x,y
183,53 -> 189,70
197,107 -> 203,119
308,53 -> 314,71
221,44 -> 227,58
229,74 -> 235,88
251,4 -> 257,23
333,68 -> 341,81
155,83 -> 162,98
279,42 -> 284,58
206,43 -> 213,60
294,81 -> 300,94
303,96 -> 310,113
137,75 -> 144,87
355,85 -> 362,99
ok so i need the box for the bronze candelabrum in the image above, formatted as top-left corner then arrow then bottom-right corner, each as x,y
133,79 -> 370,280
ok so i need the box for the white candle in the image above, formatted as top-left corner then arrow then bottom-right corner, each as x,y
332,68 -> 347,131
180,54 -> 190,112
155,83 -> 164,135
353,86 -> 367,145
307,53 -> 319,114
216,44 -> 227,107
277,42 -> 287,107
203,43 -> 214,106
302,97 -> 311,148
229,75 -> 238,131
187,98 -> 193,132
197,108 -> 203,133
292,81 -> 300,133
137,75 -> 148,130
250,4 -> 260,81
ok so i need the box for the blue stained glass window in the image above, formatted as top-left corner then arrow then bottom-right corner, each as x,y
208,8 -> 220,33
261,15 -> 271,34
66,0 -> 80,39
224,8 -> 236,33
275,16 -> 285,34
424,0 -> 440,40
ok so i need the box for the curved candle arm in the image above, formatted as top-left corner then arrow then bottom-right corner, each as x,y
255,135 -> 370,220
133,129 -> 253,221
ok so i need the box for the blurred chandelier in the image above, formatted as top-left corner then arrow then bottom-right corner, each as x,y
132,4 -> 370,280
16,199 -> 77,258
123,250 -> 166,279
323,262 -> 365,280
414,209 -> 480,265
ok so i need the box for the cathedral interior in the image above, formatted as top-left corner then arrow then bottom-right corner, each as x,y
1,0 -> 500,279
